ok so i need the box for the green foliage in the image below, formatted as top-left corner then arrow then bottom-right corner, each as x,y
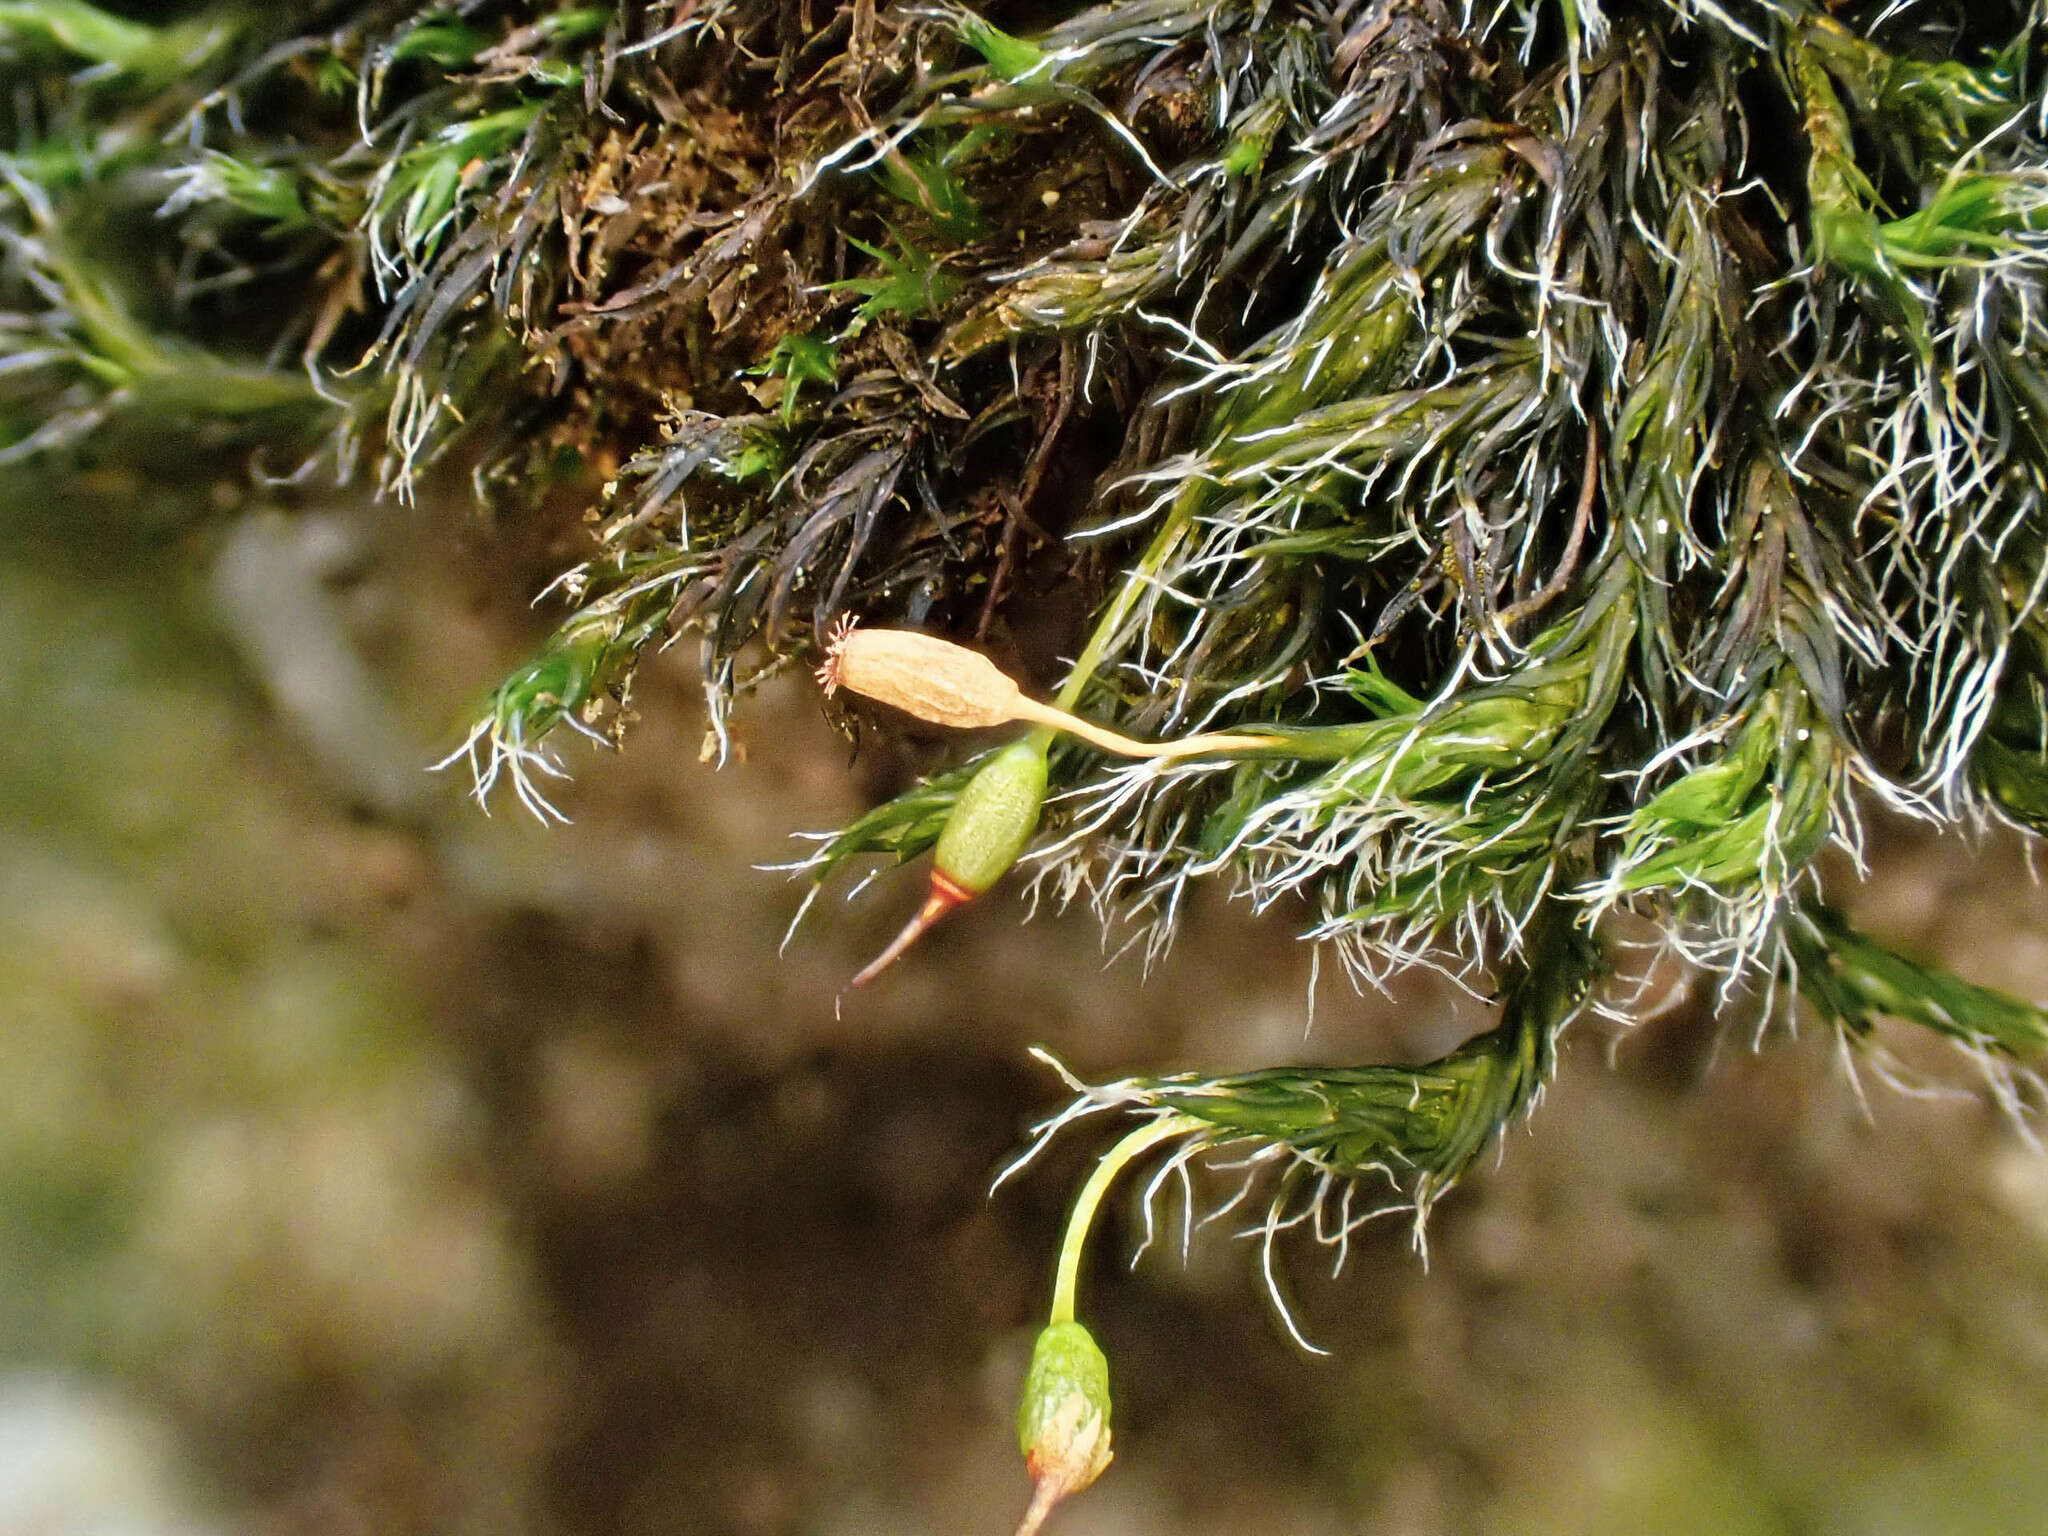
760,331 -> 839,423
826,233 -> 963,332
954,11 -> 1044,82
792,752 -> 991,889
1792,903 -> 2048,1063
388,16 -> 493,66
870,130 -> 992,242
0,0 -> 227,88
164,151 -> 316,230
372,99 -> 550,269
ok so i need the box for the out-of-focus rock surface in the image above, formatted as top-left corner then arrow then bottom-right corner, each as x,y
4,476 -> 2048,1535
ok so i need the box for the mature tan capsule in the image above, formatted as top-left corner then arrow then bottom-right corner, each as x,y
817,622 -> 1025,729
818,620 -> 1283,760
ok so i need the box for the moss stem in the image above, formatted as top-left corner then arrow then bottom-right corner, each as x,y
1049,1113 -> 1203,1326
1052,487 -> 1199,712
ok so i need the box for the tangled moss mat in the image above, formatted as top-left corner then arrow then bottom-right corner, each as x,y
9,0 -> 2048,1523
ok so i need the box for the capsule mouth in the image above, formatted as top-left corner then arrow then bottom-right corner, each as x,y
815,613 -> 860,696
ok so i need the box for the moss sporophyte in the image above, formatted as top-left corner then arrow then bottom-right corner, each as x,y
817,623 -> 1280,987
17,0 -> 2048,1531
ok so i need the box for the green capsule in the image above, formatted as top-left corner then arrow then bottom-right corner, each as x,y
847,738 -> 1047,991
934,737 -> 1048,898
1013,1319 -> 1113,1536
1017,1319 -> 1112,1463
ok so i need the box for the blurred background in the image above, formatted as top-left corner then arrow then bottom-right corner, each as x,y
8,457 -> 2048,1536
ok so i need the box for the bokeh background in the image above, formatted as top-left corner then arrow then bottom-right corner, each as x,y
8,456 -> 2048,1536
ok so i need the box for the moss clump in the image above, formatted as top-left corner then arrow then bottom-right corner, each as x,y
11,0 -> 2048,1521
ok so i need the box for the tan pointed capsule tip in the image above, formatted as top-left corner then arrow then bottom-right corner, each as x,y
815,620 -> 1027,729
1014,1398 -> 1112,1536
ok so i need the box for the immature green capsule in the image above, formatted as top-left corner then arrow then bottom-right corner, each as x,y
1013,1319 -> 1114,1536
935,737 -> 1049,894
847,738 -> 1048,989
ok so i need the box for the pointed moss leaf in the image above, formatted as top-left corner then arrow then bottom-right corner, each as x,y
825,235 -> 961,331
871,142 -> 984,243
0,0 -> 213,78
1344,656 -> 1424,718
762,332 -> 839,423
537,8 -> 611,45
806,753 -> 997,887
1793,906 -> 2048,1059
391,19 -> 492,67
957,14 -> 1044,83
